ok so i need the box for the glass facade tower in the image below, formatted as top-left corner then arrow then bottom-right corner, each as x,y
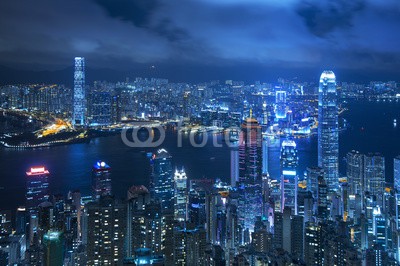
280,139 -> 299,213
73,57 -> 86,126
318,71 -> 339,191
151,149 -> 174,210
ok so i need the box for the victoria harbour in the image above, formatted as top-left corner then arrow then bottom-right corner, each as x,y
1,99 -> 399,211
1,1 -> 400,264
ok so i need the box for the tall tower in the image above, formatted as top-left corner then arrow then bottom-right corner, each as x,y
275,90 -> 287,119
238,112 -> 262,185
26,166 -> 50,210
280,140 -> 299,213
92,161 -> 112,200
364,153 -> 385,207
318,71 -> 339,191
151,149 -> 174,210
394,156 -> 400,192
174,168 -> 188,222
346,150 -> 364,196
73,57 -> 86,126
230,142 -> 239,187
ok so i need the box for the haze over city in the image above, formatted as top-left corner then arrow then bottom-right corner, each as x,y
0,0 -> 399,83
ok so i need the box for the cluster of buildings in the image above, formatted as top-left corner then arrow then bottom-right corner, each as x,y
0,57 -> 396,133
1,64 -> 400,265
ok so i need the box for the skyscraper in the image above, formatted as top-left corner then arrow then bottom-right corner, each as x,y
364,153 -> 385,206
85,196 -> 126,265
394,156 -> 400,192
275,90 -> 287,119
306,167 -> 324,200
318,70 -> 339,191
230,142 -> 239,187
346,150 -> 364,196
238,112 -> 262,185
262,137 -> 269,176
73,57 -> 86,126
92,161 -> 112,200
304,222 -> 324,265
280,139 -> 299,213
151,149 -> 174,210
174,168 -> 188,222
26,166 -> 50,210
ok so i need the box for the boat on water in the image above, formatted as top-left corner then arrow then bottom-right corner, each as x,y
394,119 -> 397,128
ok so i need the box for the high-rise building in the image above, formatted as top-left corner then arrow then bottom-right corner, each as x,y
262,101 -> 268,126
364,153 -> 385,206
262,137 -> 268,176
346,151 -> 385,207
238,112 -> 262,185
347,150 -> 364,196
43,231 -> 64,266
280,139 -> 299,213
26,166 -> 50,210
291,215 -> 304,261
318,70 -> 339,191
275,90 -> 287,119
306,167 -> 324,200
304,222 -> 324,265
92,161 -> 112,200
317,176 -> 328,220
394,156 -> 400,192
230,142 -> 239,187
151,149 -> 174,210
85,196 -> 126,265
174,168 -> 188,222
73,57 -> 86,126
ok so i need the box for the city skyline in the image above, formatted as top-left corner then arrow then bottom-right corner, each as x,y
1,1 -> 400,264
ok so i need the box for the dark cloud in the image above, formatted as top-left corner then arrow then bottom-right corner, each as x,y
296,0 -> 366,37
0,0 -> 399,82
152,18 -> 191,42
94,0 -> 160,27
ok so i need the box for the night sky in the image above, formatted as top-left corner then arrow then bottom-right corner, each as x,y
0,0 -> 399,83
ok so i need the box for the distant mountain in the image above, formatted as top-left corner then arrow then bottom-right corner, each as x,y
0,64 -> 397,85
0,65 -> 129,86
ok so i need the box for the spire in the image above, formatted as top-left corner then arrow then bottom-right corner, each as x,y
250,108 -> 253,118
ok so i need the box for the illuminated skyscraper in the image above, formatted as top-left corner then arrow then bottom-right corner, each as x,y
26,167 -> 50,210
92,161 -> 112,200
174,168 -> 188,222
238,112 -> 262,185
346,150 -> 364,196
394,156 -> 400,192
275,90 -> 287,119
262,138 -> 268,176
85,196 -> 126,265
73,57 -> 86,126
230,142 -> 239,187
151,149 -> 174,209
280,140 -> 299,213
262,101 -> 268,126
364,153 -> 385,207
318,70 -> 339,191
